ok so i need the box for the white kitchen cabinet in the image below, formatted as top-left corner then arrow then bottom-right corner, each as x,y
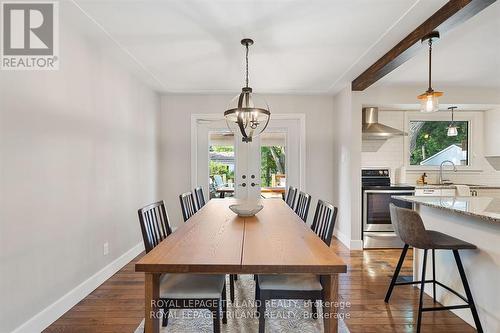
484,108 -> 500,157
415,188 -> 456,196
474,188 -> 500,198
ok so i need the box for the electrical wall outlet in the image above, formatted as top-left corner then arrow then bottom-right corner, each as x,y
103,242 -> 109,256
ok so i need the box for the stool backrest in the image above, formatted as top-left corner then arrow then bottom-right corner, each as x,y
389,204 -> 432,249
294,191 -> 312,222
311,199 -> 338,246
179,192 -> 197,222
285,186 -> 297,208
138,201 -> 172,253
194,186 -> 206,210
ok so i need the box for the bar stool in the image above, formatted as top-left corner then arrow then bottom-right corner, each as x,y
385,204 -> 483,333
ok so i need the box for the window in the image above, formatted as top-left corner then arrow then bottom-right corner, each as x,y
260,132 -> 286,198
409,120 -> 469,166
209,132 -> 235,198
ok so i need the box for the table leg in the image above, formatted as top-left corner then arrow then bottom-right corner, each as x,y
144,273 -> 160,333
322,274 -> 338,333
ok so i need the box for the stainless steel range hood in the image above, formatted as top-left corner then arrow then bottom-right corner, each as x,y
362,107 -> 406,140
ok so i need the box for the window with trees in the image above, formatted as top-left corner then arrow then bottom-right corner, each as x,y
409,120 -> 469,166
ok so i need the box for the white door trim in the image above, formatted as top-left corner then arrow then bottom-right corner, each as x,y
190,113 -> 306,191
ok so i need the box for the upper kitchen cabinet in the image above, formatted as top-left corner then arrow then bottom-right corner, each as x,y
484,108 -> 500,170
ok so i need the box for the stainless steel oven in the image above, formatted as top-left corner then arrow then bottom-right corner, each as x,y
363,189 -> 415,232
361,168 -> 414,249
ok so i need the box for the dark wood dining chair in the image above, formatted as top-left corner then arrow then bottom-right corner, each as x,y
194,186 -> 206,210
310,199 -> 338,246
138,201 -> 172,253
285,186 -> 297,208
256,199 -> 338,333
294,191 -> 312,223
137,201 -> 227,332
179,191 -> 197,222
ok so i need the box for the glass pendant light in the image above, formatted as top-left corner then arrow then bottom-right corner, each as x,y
447,106 -> 458,137
224,39 -> 270,143
418,31 -> 443,113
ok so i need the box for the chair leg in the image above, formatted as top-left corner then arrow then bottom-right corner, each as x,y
162,307 -> 169,327
432,249 -> 437,303
222,284 -> 228,324
234,274 -> 238,281
212,302 -> 221,333
258,296 -> 267,333
255,277 -> 260,302
229,274 -> 235,304
453,250 -> 483,333
417,249 -> 428,333
385,244 -> 409,303
311,299 -> 318,319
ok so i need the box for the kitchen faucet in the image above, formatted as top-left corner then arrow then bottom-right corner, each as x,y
439,160 -> 457,185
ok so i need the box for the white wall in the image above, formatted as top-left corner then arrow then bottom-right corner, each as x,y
332,86 -> 362,249
160,94 -> 334,228
0,21 -> 160,333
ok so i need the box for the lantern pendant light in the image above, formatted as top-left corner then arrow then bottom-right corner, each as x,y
447,106 -> 458,137
418,31 -> 443,113
224,39 -> 270,143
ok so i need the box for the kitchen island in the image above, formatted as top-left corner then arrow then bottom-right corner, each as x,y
393,196 -> 500,332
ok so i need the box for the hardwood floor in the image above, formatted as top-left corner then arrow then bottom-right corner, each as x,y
44,239 -> 476,333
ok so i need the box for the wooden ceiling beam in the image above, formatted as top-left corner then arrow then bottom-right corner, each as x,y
351,0 -> 497,91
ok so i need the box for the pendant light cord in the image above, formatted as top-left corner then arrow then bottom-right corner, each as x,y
245,43 -> 249,88
428,38 -> 432,91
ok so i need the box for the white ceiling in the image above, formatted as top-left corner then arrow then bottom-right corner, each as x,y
377,1 -> 500,90
70,0 -> 451,94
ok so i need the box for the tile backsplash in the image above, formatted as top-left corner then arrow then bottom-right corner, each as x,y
362,110 -> 500,186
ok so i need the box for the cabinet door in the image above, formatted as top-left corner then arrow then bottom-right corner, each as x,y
475,189 -> 500,198
441,189 -> 457,196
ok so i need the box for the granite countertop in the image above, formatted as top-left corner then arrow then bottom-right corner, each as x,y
393,196 -> 500,223
395,184 -> 500,190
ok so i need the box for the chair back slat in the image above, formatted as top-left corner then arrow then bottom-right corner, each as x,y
294,191 -> 312,222
179,191 -> 197,222
311,199 -> 338,246
285,186 -> 298,208
194,186 -> 206,210
138,201 -> 172,253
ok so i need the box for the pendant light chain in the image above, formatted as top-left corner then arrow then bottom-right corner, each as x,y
245,42 -> 249,88
428,38 -> 432,91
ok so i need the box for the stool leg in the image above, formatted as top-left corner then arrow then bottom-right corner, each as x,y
417,249 -> 428,333
432,249 -> 436,303
385,244 -> 409,303
229,275 -> 235,303
453,250 -> 483,333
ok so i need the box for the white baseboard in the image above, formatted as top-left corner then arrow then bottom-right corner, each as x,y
334,229 -> 350,248
349,239 -> 363,251
11,242 -> 145,333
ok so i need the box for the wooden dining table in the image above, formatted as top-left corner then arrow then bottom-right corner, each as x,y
135,198 -> 347,333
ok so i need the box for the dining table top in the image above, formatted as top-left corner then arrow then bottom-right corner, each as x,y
135,198 -> 347,275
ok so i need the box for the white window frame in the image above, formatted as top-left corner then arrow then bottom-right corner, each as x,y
403,111 -> 483,171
